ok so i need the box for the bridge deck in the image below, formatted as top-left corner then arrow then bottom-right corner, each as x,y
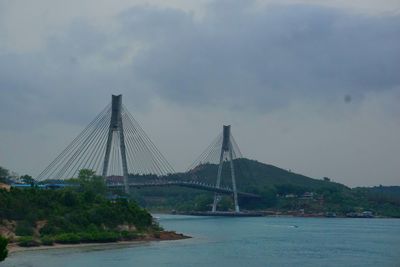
107,180 -> 260,198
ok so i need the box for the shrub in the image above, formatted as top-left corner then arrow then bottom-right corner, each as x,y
0,235 -> 8,262
54,233 -> 81,244
79,231 -> 119,243
92,231 -> 119,242
121,231 -> 139,240
40,223 -> 59,235
77,232 -> 93,242
41,236 -> 54,246
15,221 -> 34,236
18,236 -> 40,247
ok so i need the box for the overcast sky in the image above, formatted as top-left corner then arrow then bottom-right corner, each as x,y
0,0 -> 399,187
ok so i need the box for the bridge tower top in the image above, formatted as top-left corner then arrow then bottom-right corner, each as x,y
222,125 -> 231,152
109,94 -> 122,130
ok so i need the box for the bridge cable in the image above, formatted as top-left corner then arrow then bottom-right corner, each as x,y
37,105 -> 110,180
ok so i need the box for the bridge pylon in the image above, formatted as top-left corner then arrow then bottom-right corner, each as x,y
102,95 -> 129,194
212,125 -> 240,213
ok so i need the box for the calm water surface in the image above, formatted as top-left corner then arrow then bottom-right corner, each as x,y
2,215 -> 400,267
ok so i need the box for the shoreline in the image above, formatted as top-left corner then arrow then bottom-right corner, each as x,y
153,211 -> 398,219
7,231 -> 190,254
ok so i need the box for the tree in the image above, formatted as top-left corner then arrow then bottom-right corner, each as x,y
78,169 -> 106,197
323,177 -> 331,182
21,175 -> 35,185
0,167 -> 9,184
0,166 -> 9,178
261,187 -> 278,207
78,169 -> 97,184
218,196 -> 233,211
0,235 -> 8,262
193,195 -> 212,211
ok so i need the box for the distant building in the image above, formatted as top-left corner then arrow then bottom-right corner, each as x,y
346,211 -> 374,218
300,192 -> 314,200
325,212 -> 337,217
362,211 -> 374,218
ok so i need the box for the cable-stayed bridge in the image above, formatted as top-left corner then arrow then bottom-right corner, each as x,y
37,95 -> 260,213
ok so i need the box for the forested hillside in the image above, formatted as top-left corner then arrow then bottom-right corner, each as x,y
181,158 -> 346,192
128,159 -> 400,217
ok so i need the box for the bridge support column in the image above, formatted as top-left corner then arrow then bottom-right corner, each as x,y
229,142 -> 239,213
212,125 -> 240,213
212,148 -> 225,212
102,95 -> 130,194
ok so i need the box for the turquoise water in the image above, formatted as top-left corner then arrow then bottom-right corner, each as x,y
2,215 -> 400,267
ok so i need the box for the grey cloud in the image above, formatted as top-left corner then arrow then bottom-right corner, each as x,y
0,2 -> 399,125
0,20 -> 151,129
120,3 -> 400,109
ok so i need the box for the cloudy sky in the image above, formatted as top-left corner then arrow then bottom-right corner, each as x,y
0,0 -> 399,187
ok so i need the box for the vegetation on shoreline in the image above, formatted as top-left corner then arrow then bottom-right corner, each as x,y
0,170 -> 169,248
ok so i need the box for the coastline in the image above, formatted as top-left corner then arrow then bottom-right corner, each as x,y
7,231 -> 190,254
154,211 -> 395,219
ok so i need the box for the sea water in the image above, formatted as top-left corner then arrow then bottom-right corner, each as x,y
2,215 -> 400,267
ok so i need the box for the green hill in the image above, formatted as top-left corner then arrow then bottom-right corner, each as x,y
181,158 -> 346,193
